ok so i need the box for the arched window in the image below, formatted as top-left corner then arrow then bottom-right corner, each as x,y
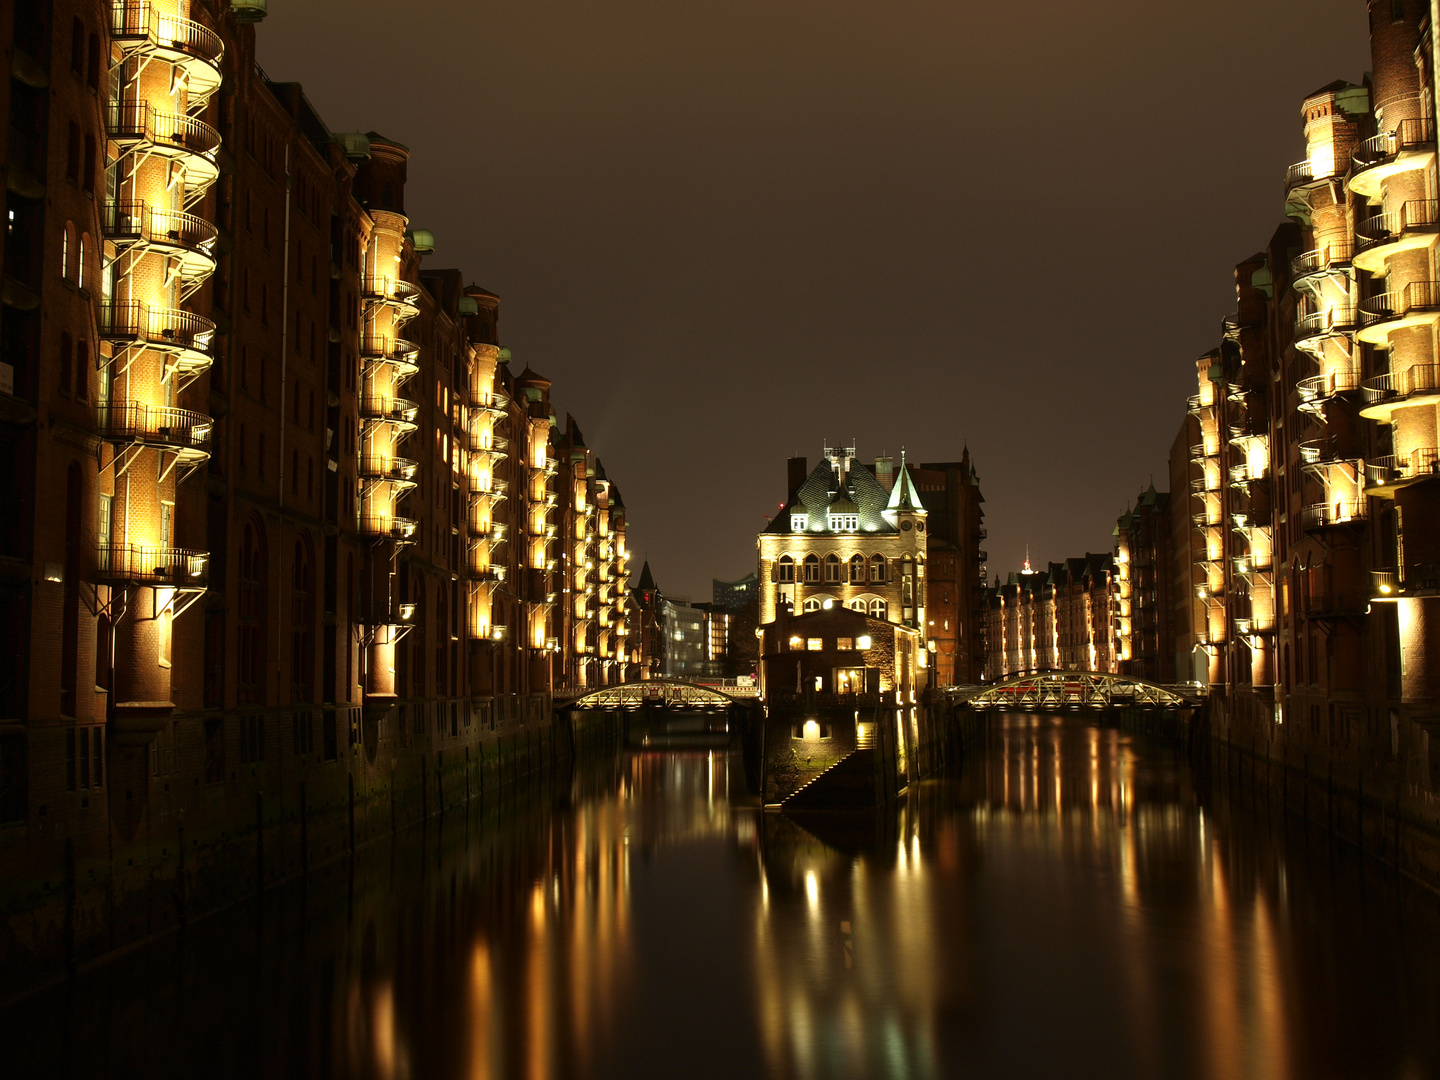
291,537 -> 314,702
62,222 -> 74,279
902,557 -> 915,606
869,598 -> 888,620
802,554 -> 820,583
870,554 -> 886,583
77,233 -> 87,289
824,553 -> 842,583
239,519 -> 269,704
849,554 -> 865,584
777,555 -> 795,583
803,598 -> 821,613
850,598 -> 867,613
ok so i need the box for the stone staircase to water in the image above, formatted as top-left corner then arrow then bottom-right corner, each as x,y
782,748 -> 880,811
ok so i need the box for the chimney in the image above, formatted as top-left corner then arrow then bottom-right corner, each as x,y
787,456 -> 807,500
875,455 -> 894,491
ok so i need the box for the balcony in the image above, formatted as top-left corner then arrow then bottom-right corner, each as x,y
1363,447 -> 1440,496
1192,512 -> 1222,530
359,454 -> 419,488
467,473 -> 508,497
1301,587 -> 1367,621
105,103 -> 220,193
1296,370 -> 1361,414
471,432 -> 509,458
359,334 -> 420,378
361,276 -> 421,317
110,2 -> 224,103
102,202 -> 217,287
97,401 -> 211,459
1353,199 -> 1440,273
96,543 -> 208,586
361,515 -> 417,542
1360,363 -> 1440,420
1290,242 -> 1354,292
1186,393 -> 1216,414
359,396 -> 419,430
467,387 -> 510,412
1350,116 -> 1437,199
1371,564 -> 1440,599
1293,304 -> 1357,355
1357,280 -> 1440,344
99,301 -> 215,374
1301,500 -> 1368,531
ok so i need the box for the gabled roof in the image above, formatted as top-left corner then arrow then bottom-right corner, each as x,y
766,456 -> 894,534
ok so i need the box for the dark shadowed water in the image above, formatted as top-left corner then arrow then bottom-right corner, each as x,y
5,713 -> 1440,1079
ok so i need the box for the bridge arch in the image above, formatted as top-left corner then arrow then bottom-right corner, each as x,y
562,679 -> 743,711
956,672 -> 1195,710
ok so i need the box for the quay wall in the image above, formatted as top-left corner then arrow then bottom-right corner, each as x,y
0,697 -> 623,1003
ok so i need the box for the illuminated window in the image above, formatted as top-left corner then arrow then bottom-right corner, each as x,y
803,554 -> 820,583
870,554 -> 886,583
828,513 -> 858,531
849,554 -> 865,584
837,637 -> 853,650
803,598 -> 821,612
850,599 -> 867,613
869,598 -> 888,620
791,513 -> 807,531
806,638 -> 823,651
824,553 -> 842,583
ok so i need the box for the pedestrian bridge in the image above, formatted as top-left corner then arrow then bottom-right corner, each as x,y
952,672 -> 1198,711
558,679 -> 743,712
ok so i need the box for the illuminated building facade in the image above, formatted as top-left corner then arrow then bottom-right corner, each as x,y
1164,0 -> 1440,864
0,0 -> 639,959
1112,485 -> 1176,683
757,444 -> 986,688
982,555 -> 1115,680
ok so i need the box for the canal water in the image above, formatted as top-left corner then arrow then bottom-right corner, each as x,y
6,712 -> 1440,1079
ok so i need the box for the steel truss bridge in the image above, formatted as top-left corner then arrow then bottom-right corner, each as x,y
953,672 -> 1198,711
559,679 -> 742,712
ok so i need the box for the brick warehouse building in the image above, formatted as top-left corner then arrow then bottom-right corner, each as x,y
756,444 -> 988,690
0,0 -> 643,974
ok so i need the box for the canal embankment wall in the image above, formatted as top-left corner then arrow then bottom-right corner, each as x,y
0,699 -> 624,1004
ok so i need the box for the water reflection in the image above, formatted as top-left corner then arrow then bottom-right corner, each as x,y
5,718 -> 1440,1080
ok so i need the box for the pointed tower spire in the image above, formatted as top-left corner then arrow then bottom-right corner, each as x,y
885,448 -> 926,514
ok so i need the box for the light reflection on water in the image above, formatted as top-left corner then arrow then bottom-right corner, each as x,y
6,714 -> 1440,1080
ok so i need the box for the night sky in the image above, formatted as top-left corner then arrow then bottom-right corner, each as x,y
258,1 -> 1369,600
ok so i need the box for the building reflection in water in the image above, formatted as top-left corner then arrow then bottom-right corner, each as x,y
7,721 -> 1440,1079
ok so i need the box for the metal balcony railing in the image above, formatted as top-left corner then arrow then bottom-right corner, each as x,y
467,387 -> 510,410
106,102 -> 220,157
1295,304 -> 1358,339
96,543 -> 208,585
360,276 -> 421,306
467,474 -> 508,496
1353,116 -> 1437,169
1355,199 -> 1440,255
1359,280 -> 1440,328
102,201 -> 217,258
1301,501 -> 1369,531
99,301 -> 216,356
359,455 -> 418,481
97,401 -> 211,449
1297,371 -> 1362,403
359,396 -> 419,424
1365,447 -> 1440,488
1290,241 -> 1354,282
110,2 -> 223,69
1363,364 -> 1440,408
359,334 -> 420,365
361,515 -> 417,540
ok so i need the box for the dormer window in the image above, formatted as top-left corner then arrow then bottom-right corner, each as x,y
828,513 -> 858,532
791,513 -> 808,532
